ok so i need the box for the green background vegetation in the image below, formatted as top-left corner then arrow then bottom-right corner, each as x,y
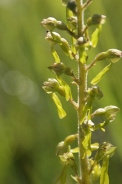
0,0 -> 122,183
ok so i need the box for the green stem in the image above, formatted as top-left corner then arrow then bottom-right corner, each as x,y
83,0 -> 92,10
76,0 -> 83,37
78,63 -> 90,184
76,0 -> 90,183
86,58 -> 97,70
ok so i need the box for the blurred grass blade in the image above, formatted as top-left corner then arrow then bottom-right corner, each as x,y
52,93 -> 66,119
91,63 -> 112,85
55,166 -> 68,184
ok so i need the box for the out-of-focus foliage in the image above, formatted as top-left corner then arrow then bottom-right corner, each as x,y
0,0 -> 122,183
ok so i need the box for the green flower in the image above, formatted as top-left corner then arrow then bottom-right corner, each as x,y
41,17 -> 58,31
45,31 -> 61,45
95,49 -> 122,63
41,17 -> 67,31
67,0 -> 77,14
42,78 -> 65,96
48,63 -> 65,76
107,49 -> 122,63
48,62 -> 74,77
87,14 -> 106,26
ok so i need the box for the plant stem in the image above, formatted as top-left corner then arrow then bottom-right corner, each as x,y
76,0 -> 90,183
83,0 -> 92,10
78,63 -> 90,184
76,0 -> 83,37
86,58 -> 97,70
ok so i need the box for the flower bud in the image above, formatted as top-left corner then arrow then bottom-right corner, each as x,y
87,14 -> 106,26
41,17 -> 67,31
67,0 -> 77,14
56,141 -> 67,156
107,49 -> 122,63
87,86 -> 103,100
45,31 -> 61,45
95,52 -> 108,61
64,134 -> 77,145
95,49 -> 122,63
41,17 -> 58,31
92,105 -> 119,121
48,62 -> 74,77
43,78 -> 59,93
92,108 -> 106,118
104,105 -> 120,121
42,78 -> 65,96
48,62 -> 66,76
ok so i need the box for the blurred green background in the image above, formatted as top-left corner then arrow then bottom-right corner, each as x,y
0,0 -> 122,183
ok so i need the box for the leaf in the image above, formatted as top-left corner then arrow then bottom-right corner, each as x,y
51,46 -> 60,63
100,156 -> 109,184
57,77 -> 72,101
55,166 -> 68,184
52,93 -> 66,119
91,63 -> 112,85
91,25 -> 102,48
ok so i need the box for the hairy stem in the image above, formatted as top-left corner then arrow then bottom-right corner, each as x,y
86,58 -> 97,70
83,0 -> 92,10
76,0 -> 90,183
76,0 -> 83,37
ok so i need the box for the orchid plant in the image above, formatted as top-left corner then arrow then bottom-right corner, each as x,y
41,0 -> 122,183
